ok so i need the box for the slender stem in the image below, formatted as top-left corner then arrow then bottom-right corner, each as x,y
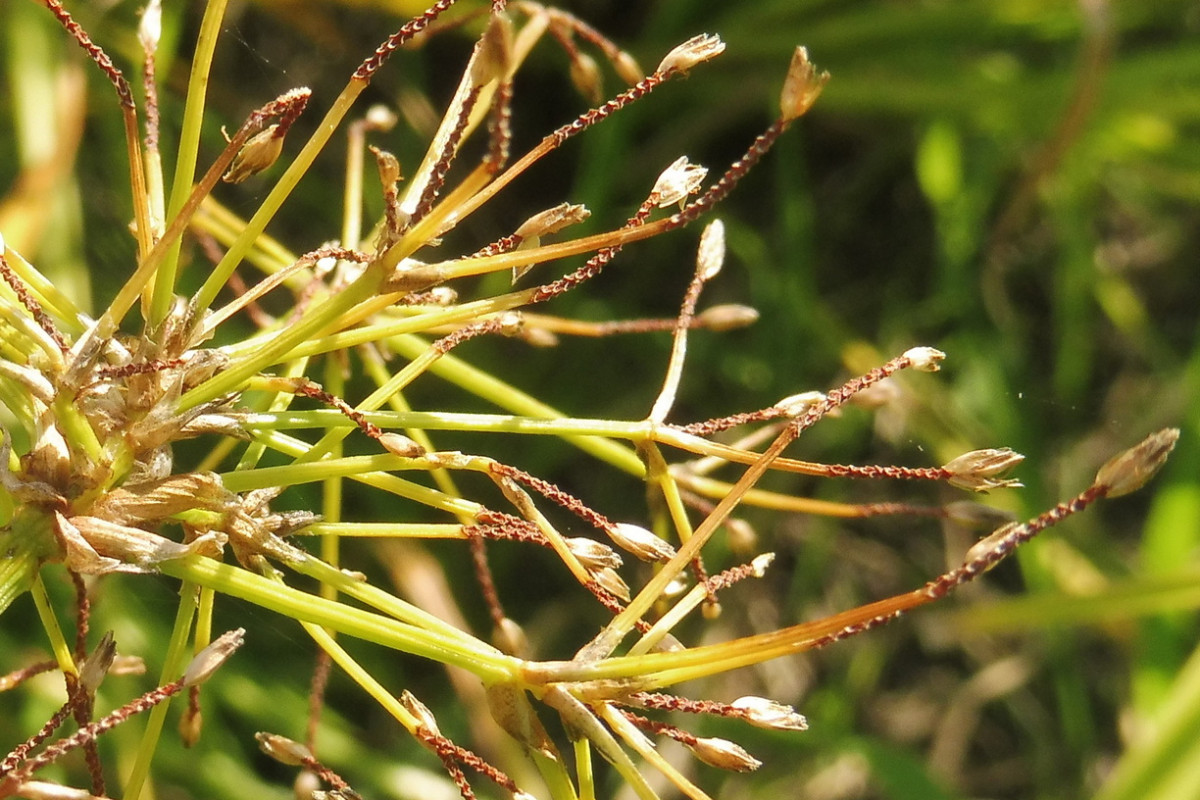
30,573 -> 76,679
192,83 -> 367,314
150,0 -> 230,326
158,555 -> 520,683
123,583 -> 197,800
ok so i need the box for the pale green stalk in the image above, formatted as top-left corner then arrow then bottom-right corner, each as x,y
0,245 -> 86,334
234,358 -> 311,471
30,573 -> 75,678
386,334 -> 648,475
360,350 -> 471,520
300,522 -> 465,539
542,688 -> 655,800
179,264 -> 383,411
573,738 -> 596,800
640,442 -> 694,544
597,703 -> 714,800
320,358 -> 345,603
157,555 -> 520,683
241,428 -> 482,517
124,584 -> 198,800
192,84 -> 366,312
578,423 -> 802,660
626,580 -> 711,657
302,620 -> 420,732
150,0 -> 229,325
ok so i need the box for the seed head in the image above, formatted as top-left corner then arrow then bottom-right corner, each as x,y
730,695 -> 808,731
567,537 -> 623,571
607,522 -> 677,563
903,346 -> 946,372
962,521 -> 1021,570
78,631 -> 117,694
223,124 -> 284,184
138,0 -> 162,51
696,219 -> 726,282
183,628 -> 245,687
2,781 -> 102,800
651,156 -> 708,209
371,146 -> 402,190
750,552 -> 775,578
294,770 -> 322,800
778,46 -> 829,122
514,203 -> 591,239
656,34 -> 725,76
379,432 -> 425,458
696,304 -> 759,331
687,736 -> 762,772
775,391 -> 826,417
256,732 -> 313,766
471,12 -> 514,86
364,104 -> 398,131
1094,428 -> 1179,498
400,689 -> 441,736
943,448 -> 1024,492
592,566 -> 631,602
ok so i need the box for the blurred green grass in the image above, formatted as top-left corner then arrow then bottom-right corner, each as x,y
2,1 -> 1198,798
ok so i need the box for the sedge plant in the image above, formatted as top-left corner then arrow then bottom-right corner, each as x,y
0,2 -> 1180,799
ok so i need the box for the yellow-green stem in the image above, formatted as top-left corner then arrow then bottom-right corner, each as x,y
124,582 -> 198,800
150,0 -> 230,326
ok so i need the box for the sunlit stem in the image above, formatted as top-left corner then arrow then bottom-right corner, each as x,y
256,562 -> 420,733
178,262 -> 383,412
597,703 -> 714,800
80,108 -> 271,349
573,737 -> 596,800
192,82 -> 367,313
360,349 -> 472,522
306,619 -> 420,730
286,340 -> 447,466
150,0 -> 230,326
236,428 -> 482,518
641,442 -> 695,545
298,521 -> 463,538
52,393 -> 102,462
291,556 -> 491,652
541,687 -> 656,800
157,555 -> 520,683
233,358 -> 311,472
411,214 -> 683,284
0,245 -> 85,334
672,471 -> 891,517
30,573 -> 76,679
386,334 -> 647,475
579,421 -> 801,660
320,359 -> 345,606
124,583 -> 198,800
627,580 -> 711,657
122,109 -> 154,262
342,119 -> 368,249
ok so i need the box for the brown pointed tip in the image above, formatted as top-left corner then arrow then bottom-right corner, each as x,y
779,46 -> 829,122
183,628 -> 245,686
1094,428 -> 1180,498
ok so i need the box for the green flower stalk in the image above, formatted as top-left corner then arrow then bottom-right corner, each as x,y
0,2 -> 1177,800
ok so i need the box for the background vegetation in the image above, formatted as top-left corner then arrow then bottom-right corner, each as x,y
2,1 -> 1197,799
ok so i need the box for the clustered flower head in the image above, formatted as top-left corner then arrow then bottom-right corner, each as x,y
0,2 -> 1176,800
